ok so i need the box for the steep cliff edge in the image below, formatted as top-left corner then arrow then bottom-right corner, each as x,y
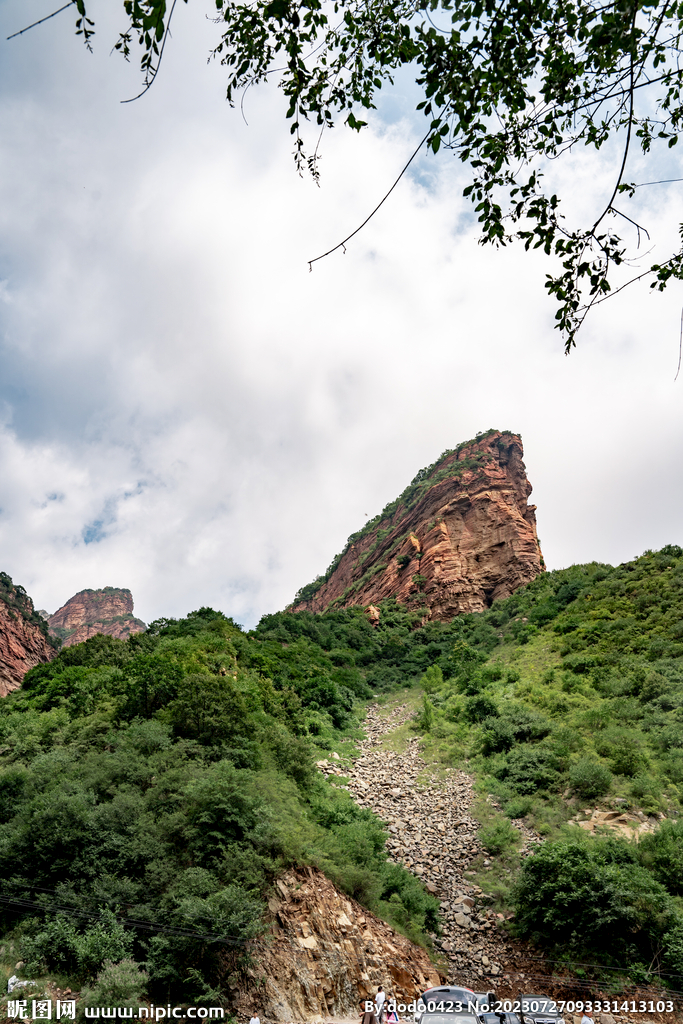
48,587 -> 146,648
291,430 -> 543,621
0,573 -> 58,697
236,866 -> 441,1021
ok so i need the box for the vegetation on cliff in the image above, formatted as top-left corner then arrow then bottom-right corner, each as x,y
0,573 -> 59,650
0,609 -> 438,1006
47,587 -> 146,647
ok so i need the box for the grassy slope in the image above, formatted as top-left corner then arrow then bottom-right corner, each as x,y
258,543 -> 683,987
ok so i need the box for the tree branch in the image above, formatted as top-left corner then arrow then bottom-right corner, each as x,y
308,125 -> 432,269
7,2 -> 75,41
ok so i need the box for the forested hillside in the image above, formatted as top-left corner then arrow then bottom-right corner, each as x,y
0,610 -> 438,1007
2,544 -> 683,1006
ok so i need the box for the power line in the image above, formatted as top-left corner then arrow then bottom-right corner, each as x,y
0,891 -> 251,947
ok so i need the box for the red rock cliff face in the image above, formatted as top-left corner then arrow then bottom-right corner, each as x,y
48,587 -> 146,648
0,574 -> 57,697
292,431 -> 543,621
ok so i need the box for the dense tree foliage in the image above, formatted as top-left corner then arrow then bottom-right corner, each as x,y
512,836 -> 683,982
0,608 -> 438,1005
19,0 -> 683,345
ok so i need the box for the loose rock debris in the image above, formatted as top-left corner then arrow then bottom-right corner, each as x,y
315,705 -> 683,1023
316,703 -> 522,984
236,702 -> 680,1023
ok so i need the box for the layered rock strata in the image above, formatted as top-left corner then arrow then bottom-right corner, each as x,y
48,587 -> 146,648
291,431 -> 543,621
234,866 -> 441,1022
0,573 -> 57,697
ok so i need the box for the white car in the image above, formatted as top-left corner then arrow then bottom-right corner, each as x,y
415,987 -> 481,1024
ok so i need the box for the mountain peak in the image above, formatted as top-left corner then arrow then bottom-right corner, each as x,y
48,587 -> 146,648
291,430 -> 544,621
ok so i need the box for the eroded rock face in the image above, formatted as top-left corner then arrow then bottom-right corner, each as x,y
234,866 -> 441,1022
292,431 -> 543,621
48,587 -> 146,648
0,574 -> 57,697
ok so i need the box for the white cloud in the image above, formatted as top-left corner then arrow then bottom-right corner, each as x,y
0,1 -> 682,627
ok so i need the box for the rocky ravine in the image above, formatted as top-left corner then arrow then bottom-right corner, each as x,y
292,432 -> 543,622
317,704 -> 530,988
48,587 -> 146,648
0,573 -> 56,697
316,706 -> 682,1021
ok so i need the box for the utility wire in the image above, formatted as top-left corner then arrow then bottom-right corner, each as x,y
0,892 -> 250,947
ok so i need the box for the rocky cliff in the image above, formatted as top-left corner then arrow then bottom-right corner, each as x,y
235,866 -> 442,1022
48,587 -> 146,648
0,573 -> 57,697
291,430 -> 543,621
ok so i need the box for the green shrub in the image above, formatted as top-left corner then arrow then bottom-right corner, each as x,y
335,865 -> 383,906
465,694 -> 499,722
420,665 -> 444,694
379,862 -> 439,933
504,796 -> 533,818
609,743 -> 649,777
629,773 -> 663,811
480,665 -> 504,683
563,653 -> 598,674
568,758 -> 612,799
418,695 -> 434,731
261,724 -> 315,788
22,911 -> 133,982
495,745 -> 561,794
638,819 -> 683,895
479,817 -> 520,854
80,959 -> 148,1014
481,706 -> 551,753
512,837 -> 681,964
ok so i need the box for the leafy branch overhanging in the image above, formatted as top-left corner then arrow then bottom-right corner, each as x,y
11,0 -> 683,349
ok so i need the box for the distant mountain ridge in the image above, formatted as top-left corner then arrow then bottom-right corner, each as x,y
291,429 -> 544,621
47,587 -> 146,648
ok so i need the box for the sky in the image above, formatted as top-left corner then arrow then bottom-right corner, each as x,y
0,1 -> 682,628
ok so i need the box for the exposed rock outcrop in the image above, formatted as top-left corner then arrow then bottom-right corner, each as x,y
48,587 -> 146,648
235,866 -> 442,1022
292,431 -> 543,621
0,573 -> 57,696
